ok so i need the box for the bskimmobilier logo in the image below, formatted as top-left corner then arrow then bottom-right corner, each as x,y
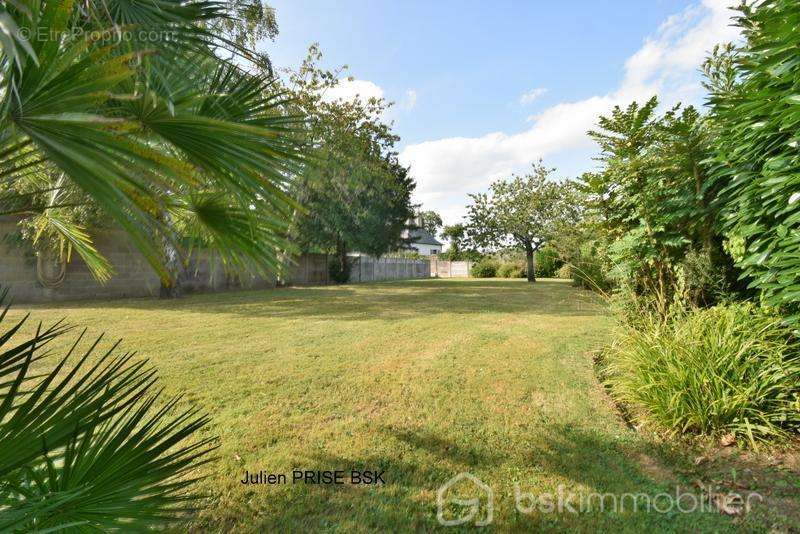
436,472 -> 494,527
436,472 -> 763,527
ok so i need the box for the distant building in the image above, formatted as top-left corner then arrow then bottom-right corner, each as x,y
402,226 -> 443,256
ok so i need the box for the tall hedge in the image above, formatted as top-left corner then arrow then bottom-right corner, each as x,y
709,0 -> 800,323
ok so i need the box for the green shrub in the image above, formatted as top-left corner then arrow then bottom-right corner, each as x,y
603,304 -> 800,446
441,249 -> 482,262
708,0 -> 800,324
570,258 -> 611,292
496,261 -> 525,278
674,248 -> 733,307
328,258 -> 351,283
566,242 -> 613,292
496,262 -> 513,278
471,259 -> 499,278
556,264 -> 571,279
535,246 -> 562,277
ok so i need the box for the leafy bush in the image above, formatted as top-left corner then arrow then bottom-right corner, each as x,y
535,246 -> 562,277
471,259 -> 499,278
392,250 -> 422,260
329,258 -> 351,283
497,261 -> 526,278
675,247 -> 733,307
570,258 -> 611,292
708,0 -> 800,324
0,288 -> 215,530
441,249 -> 483,262
603,303 -> 800,445
564,242 -> 613,292
556,264 -> 572,279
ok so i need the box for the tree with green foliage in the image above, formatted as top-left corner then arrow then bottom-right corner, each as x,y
439,223 -> 481,261
217,1 -> 279,50
418,210 -> 443,237
706,0 -> 800,324
441,223 -> 465,257
581,96 -> 738,310
285,46 -> 415,279
466,162 -> 580,282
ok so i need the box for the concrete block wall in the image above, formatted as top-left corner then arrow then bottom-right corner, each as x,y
1,217 -> 431,303
350,255 -> 430,282
429,258 -> 472,278
1,218 -> 161,303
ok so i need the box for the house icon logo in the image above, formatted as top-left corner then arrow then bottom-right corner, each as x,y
436,472 -> 494,526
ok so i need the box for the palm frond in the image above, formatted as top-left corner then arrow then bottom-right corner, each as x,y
1,1 -> 307,285
173,192 -> 297,277
0,1 -> 38,72
0,287 -> 217,530
30,204 -> 115,282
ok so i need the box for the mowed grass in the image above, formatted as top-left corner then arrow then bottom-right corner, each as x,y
7,279 -> 740,531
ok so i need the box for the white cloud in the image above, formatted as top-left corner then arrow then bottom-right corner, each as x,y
400,0 -> 741,226
519,87 -> 548,105
321,78 -> 384,103
320,80 -> 418,119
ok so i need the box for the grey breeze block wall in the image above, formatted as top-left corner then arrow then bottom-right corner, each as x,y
429,258 -> 472,278
1,217 -> 162,303
0,217 -> 431,303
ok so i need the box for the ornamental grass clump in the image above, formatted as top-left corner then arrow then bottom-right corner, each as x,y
603,303 -> 800,446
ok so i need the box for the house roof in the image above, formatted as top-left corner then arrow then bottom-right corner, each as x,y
405,227 -> 442,246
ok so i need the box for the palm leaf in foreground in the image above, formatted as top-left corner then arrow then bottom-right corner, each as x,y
1,0 -> 307,285
0,287 -> 217,531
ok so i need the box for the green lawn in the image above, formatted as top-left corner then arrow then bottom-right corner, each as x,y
9,279 -> 757,531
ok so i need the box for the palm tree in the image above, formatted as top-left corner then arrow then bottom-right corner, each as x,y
1,0 -> 305,287
0,1 -> 307,528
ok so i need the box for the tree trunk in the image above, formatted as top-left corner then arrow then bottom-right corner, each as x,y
159,248 -> 183,299
159,216 -> 183,298
525,245 -> 536,283
159,280 -> 182,298
336,240 -> 347,272
335,237 -> 349,283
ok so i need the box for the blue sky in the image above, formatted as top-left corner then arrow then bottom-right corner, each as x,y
266,0 -> 740,224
